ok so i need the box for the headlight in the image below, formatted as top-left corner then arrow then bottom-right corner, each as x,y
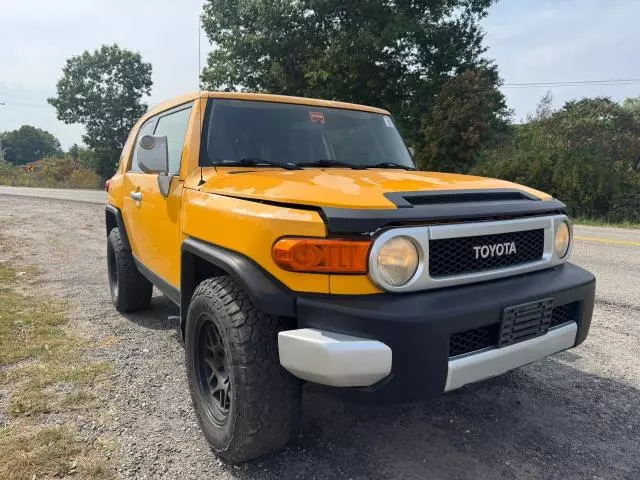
375,236 -> 419,286
555,221 -> 571,258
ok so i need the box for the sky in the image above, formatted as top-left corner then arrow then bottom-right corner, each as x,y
1,0 -> 639,149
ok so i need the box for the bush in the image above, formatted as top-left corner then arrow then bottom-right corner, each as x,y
0,157 -> 102,189
474,97 -> 640,223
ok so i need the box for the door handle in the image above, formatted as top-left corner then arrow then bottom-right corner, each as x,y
130,191 -> 143,202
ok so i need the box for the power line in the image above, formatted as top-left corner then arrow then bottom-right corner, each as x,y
0,100 -> 51,108
503,78 -> 640,88
2,78 -> 640,107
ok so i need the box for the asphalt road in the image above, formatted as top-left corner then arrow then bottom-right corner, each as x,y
0,188 -> 638,480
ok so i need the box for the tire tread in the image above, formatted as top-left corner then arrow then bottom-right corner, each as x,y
187,276 -> 301,462
107,228 -> 153,312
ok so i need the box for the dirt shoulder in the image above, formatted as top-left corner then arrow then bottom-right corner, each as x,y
0,195 -> 638,480
0,254 -> 113,479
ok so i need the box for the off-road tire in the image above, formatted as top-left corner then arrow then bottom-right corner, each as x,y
107,228 -> 153,312
185,276 -> 302,463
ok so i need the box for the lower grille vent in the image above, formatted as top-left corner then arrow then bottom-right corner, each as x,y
449,302 -> 579,357
449,324 -> 499,357
550,302 -> 579,328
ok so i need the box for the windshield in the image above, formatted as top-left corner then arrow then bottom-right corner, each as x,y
201,99 -> 415,169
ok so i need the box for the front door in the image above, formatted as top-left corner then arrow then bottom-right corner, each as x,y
122,104 -> 194,290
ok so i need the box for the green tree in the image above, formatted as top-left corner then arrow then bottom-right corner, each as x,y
201,0 -> 503,148
530,91 -> 554,121
417,69 -> 510,172
77,146 -> 99,171
622,96 -> 640,123
68,143 -> 80,161
48,44 -> 152,177
0,125 -> 63,165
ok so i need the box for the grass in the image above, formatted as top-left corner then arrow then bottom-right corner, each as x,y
0,426 -> 81,478
0,425 -> 113,480
574,217 -> 640,230
0,261 -> 114,479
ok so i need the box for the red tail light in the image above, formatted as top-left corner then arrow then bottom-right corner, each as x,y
104,179 -> 111,192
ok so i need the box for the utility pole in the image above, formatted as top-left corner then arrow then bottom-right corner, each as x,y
0,102 -> 4,161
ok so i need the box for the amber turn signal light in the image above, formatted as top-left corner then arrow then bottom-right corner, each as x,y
272,238 -> 371,273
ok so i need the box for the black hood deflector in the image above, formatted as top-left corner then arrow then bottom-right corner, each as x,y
213,189 -> 567,236
321,198 -> 567,235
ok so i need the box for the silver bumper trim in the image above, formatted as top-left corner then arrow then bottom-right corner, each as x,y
278,328 -> 392,387
445,322 -> 577,392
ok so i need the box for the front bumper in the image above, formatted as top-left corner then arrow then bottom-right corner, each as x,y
444,322 -> 576,392
281,263 -> 595,402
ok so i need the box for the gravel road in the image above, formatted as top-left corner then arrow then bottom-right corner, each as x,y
0,193 -> 638,480
0,185 -> 106,203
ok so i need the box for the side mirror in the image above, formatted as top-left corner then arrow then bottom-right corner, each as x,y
138,135 -> 172,197
408,147 -> 415,158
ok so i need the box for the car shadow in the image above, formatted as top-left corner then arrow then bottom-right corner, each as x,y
227,354 -> 639,480
118,289 -> 181,335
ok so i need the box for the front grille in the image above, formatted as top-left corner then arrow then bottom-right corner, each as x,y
449,302 -> 579,357
429,229 -> 545,278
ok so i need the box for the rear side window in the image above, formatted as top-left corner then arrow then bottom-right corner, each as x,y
129,119 -> 157,172
154,105 -> 193,174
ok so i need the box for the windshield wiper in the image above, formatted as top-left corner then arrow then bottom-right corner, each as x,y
365,162 -> 417,171
217,158 -> 302,170
297,159 -> 367,170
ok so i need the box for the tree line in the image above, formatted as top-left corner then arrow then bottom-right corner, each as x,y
5,0 -> 638,222
475,95 -> 640,222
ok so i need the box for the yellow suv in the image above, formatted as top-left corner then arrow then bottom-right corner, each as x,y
105,92 -> 595,462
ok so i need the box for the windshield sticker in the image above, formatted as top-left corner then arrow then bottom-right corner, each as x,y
383,116 -> 393,127
309,111 -> 325,124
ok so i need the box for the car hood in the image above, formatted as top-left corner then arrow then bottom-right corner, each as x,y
198,168 -> 552,209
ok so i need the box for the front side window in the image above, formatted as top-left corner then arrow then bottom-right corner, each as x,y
154,105 -> 193,174
129,118 -> 156,172
202,99 -> 414,169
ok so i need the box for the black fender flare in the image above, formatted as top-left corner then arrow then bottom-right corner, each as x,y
180,238 -> 296,328
105,204 -> 131,251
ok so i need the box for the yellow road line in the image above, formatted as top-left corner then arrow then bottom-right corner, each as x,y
575,236 -> 640,246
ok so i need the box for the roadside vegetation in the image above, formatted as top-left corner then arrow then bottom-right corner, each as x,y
0,261 -> 113,479
574,218 -> 640,230
0,157 -> 102,189
475,95 -> 640,224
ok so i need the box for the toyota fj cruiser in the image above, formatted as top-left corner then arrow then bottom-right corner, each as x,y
105,92 -> 595,462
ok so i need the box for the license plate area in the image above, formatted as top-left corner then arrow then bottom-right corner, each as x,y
499,298 -> 554,347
